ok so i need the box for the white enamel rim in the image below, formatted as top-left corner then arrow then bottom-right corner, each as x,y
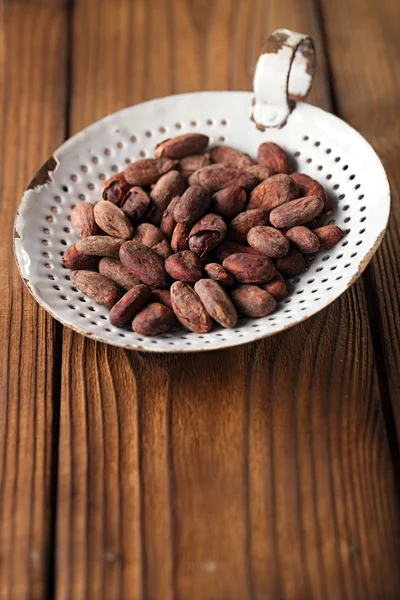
14,91 -> 390,352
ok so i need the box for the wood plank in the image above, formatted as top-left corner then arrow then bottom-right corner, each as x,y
320,0 -> 400,436
56,0 -> 400,599
0,1 -> 68,599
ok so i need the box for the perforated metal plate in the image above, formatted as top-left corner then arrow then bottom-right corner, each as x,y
14,91 -> 390,352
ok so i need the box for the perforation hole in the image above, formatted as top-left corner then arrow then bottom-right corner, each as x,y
139,151 -> 146,157
175,122 -> 182,129
71,174 -> 77,182
219,136 -> 225,142
111,165 -> 118,172
335,157 -> 341,162
79,194 -> 85,200
343,165 -> 348,170
344,217 -> 350,223
99,174 -> 105,181
145,131 -> 152,138
190,120 -> 197,126
46,216 -> 53,223
221,119 -> 227,126
206,119 -> 213,125
317,165 -> 323,171
314,141 -> 320,146
358,194 -> 364,200
88,183 -> 95,190
92,156 -> 99,164
116,142 -> 123,149
294,151 -> 301,157
42,240 -> 49,246
326,148 -> 331,154
303,135 -> 309,141
43,228 -> 50,234
360,206 -> 366,212
104,148 -> 111,156
54,195 -> 61,203
326,174 -> 332,180
158,127 -> 165,134
62,185 -> 69,192
125,158 -> 131,164
306,158 -> 312,163
349,174 -> 355,180
131,135 -> 137,142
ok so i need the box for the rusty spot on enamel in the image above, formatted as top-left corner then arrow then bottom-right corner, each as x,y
264,31 -> 289,54
27,155 -> 58,190
348,228 -> 387,288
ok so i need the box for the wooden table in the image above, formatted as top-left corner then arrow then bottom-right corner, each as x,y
1,1 -> 400,598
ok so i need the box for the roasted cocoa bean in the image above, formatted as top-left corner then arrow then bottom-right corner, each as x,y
124,158 -> 177,186
270,195 -> 324,229
286,226 -> 320,253
276,249 -> 306,276
155,133 -> 209,158
211,186 -> 247,218
119,241 -> 170,288
194,279 -> 237,328
204,263 -> 233,287
132,223 -> 172,258
231,284 -> 276,317
165,250 -> 203,282
223,253 -> 275,284
98,257 -> 141,290
247,225 -> 290,258
227,209 -> 268,244
173,185 -> 211,225
170,281 -> 212,333
248,174 -> 299,211
109,284 -> 151,327
257,141 -> 293,174
188,213 -> 227,257
70,270 -> 122,308
132,303 -> 176,335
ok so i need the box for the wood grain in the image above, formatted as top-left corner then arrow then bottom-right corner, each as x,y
53,1 -> 400,599
0,2 -> 67,599
320,0 -> 400,437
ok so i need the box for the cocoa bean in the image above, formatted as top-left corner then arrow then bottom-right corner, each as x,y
165,251 -> 203,282
155,133 -> 209,158
286,226 -> 320,253
170,281 -> 212,333
70,270 -> 122,308
173,185 -> 211,225
179,153 -> 212,178
109,284 -> 151,327
149,170 -> 186,224
211,186 -> 247,218
188,213 -> 227,257
269,195 -> 324,229
276,249 -> 306,276
132,223 -> 172,258
223,253 -> 275,284
76,235 -> 125,257
119,241 -> 170,288
94,200 -> 133,239
132,303 -> 176,335
257,141 -> 293,174
247,225 -> 290,258
313,225 -> 344,249
227,209 -> 268,244
71,202 -> 99,238
204,263 -> 233,287
62,244 -> 99,270
291,172 -> 329,211
248,174 -> 298,211
101,172 -> 131,205
98,257 -> 141,290
194,279 -> 237,328
121,187 -> 151,221
261,272 -> 287,300
210,145 -> 254,169
231,284 -> 276,317
171,222 -> 190,253
160,196 -> 180,240
124,158 -> 177,186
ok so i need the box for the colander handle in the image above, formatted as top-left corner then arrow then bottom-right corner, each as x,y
252,29 -> 316,129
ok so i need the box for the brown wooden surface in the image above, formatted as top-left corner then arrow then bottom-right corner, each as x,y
1,1 -> 400,599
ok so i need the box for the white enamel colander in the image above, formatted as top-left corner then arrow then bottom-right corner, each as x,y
14,29 -> 390,352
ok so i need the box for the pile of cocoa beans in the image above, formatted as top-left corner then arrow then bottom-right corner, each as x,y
62,133 -> 343,335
